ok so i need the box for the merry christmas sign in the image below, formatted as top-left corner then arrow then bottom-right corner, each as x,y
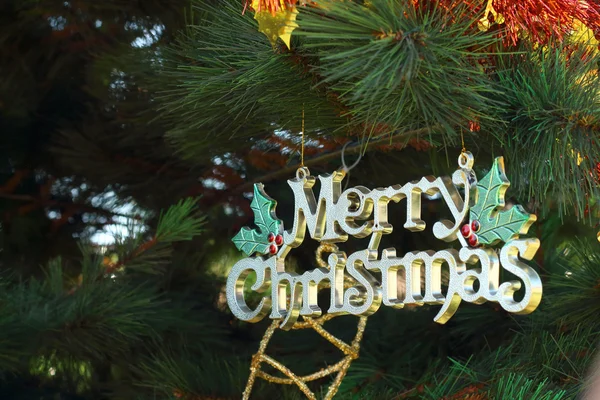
226,153 -> 542,329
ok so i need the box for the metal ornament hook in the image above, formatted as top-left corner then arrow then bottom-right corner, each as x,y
458,151 -> 477,187
341,142 -> 363,190
458,151 -> 474,171
296,166 -> 310,180
341,142 -> 362,173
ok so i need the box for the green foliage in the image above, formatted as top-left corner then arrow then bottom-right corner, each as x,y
0,200 -> 226,398
156,197 -> 206,242
103,198 -> 205,274
30,354 -> 93,394
0,259 -> 208,368
138,350 -> 248,399
299,0 -> 501,140
546,239 -> 600,330
148,0 -> 343,162
491,374 -> 566,400
494,43 -> 600,217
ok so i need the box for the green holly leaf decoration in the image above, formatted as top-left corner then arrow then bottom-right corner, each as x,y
232,184 -> 282,256
470,157 -> 536,246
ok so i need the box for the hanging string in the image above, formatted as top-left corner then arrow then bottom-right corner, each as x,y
340,140 -> 364,190
458,128 -> 476,186
301,104 -> 305,168
295,104 -> 310,181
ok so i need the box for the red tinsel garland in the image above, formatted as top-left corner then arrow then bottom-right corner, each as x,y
491,0 -> 600,45
245,0 -> 600,46
244,0 -> 297,15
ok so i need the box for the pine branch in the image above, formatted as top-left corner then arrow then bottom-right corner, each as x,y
492,374 -> 567,400
140,0 -> 346,162
545,239 -> 600,330
100,198 -> 205,275
0,200 -> 213,377
137,348 -> 247,400
104,237 -> 159,275
494,43 -> 600,217
298,0 -> 502,138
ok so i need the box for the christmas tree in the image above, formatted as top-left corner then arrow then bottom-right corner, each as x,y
2,0 -> 600,399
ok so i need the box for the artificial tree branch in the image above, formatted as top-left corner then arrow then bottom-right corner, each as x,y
104,236 -> 158,274
233,125 -> 441,194
0,169 -> 31,194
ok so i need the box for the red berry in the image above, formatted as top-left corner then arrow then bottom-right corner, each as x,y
468,234 -> 479,247
269,244 -> 278,255
460,224 -> 471,238
471,220 -> 480,233
275,234 -> 283,246
268,233 -> 275,243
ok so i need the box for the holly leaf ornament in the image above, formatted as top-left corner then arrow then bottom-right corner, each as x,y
469,157 -> 536,246
232,184 -> 283,257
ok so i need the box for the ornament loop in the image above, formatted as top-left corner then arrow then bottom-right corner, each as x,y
296,166 -> 310,180
458,151 -> 474,170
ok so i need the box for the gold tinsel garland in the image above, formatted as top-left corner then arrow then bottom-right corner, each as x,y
244,315 -> 368,399
243,244 -> 368,400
